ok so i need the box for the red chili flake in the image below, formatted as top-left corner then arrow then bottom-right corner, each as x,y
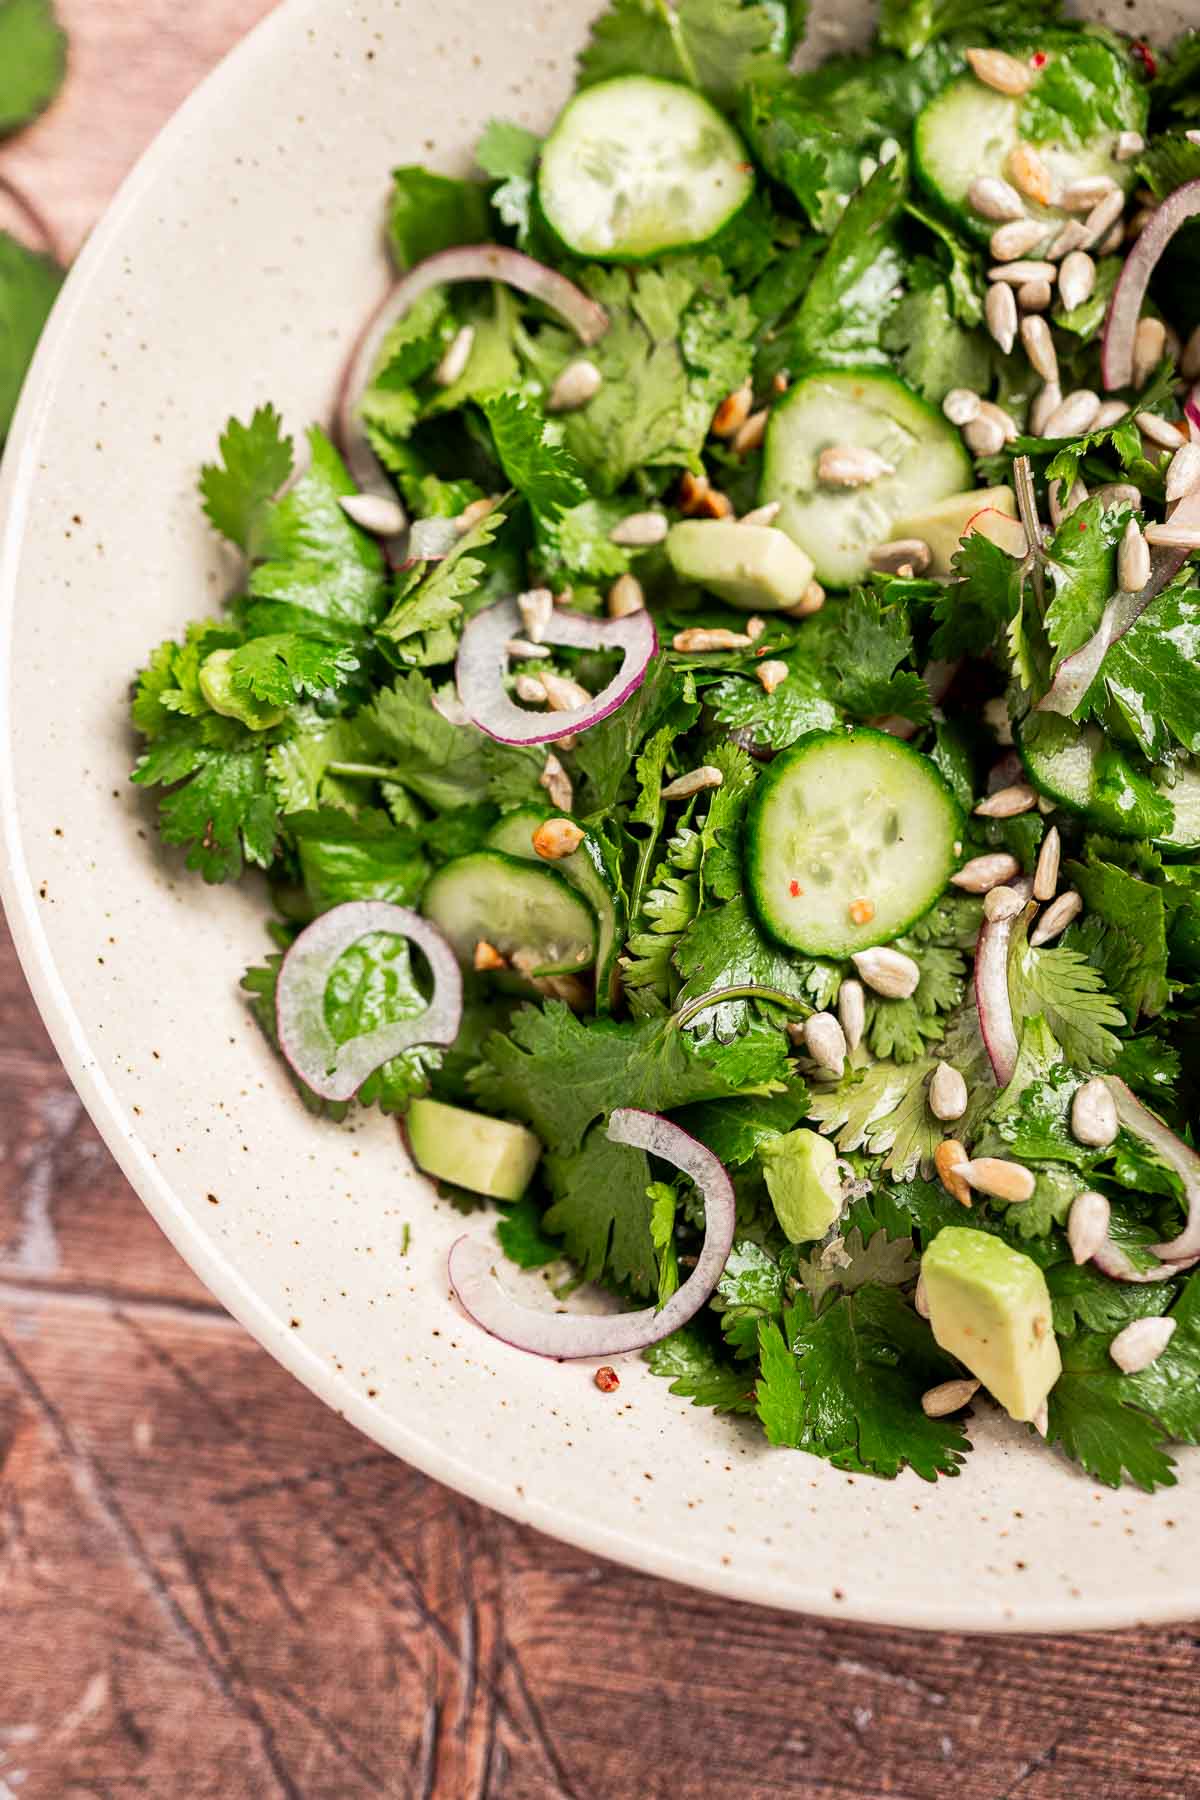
1031,50 -> 1047,69
789,878 -> 802,897
594,1366 -> 620,1393
1079,520 -> 1088,532
1131,40 -> 1157,79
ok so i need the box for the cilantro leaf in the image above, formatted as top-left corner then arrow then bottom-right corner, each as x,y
1046,1330 -> 1176,1492
199,406 -> 294,552
793,1226 -> 919,1309
375,499 -> 507,665
387,166 -> 488,269
577,0 -> 783,110
1022,34 -> 1146,153
481,392 -> 587,517
1099,584 -> 1200,759
1043,496 -> 1131,667
288,808 -> 428,910
672,1089 -> 809,1166
147,745 -> 280,884
496,1192 -> 563,1269
672,892 -> 820,1040
0,231 -> 61,441
774,155 -> 907,370
1048,1259 -> 1173,1340
1008,908 -> 1126,1065
226,633 -> 359,706
1066,857 -> 1170,1024
475,120 -> 543,248
1123,1273 -> 1200,1447
831,587 -> 930,725
0,0 -> 66,135
881,278 -> 991,405
706,650 -> 839,750
932,531 -> 1023,661
645,1321 -> 757,1413
364,671 -> 542,811
544,1126 -> 657,1290
247,428 -> 388,637
574,656 -> 698,816
879,0 -> 1060,58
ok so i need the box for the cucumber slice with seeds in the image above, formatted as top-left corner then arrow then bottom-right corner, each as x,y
421,850 -> 597,977
746,729 -> 962,957
538,76 -> 754,261
486,805 -> 625,1011
760,370 -> 972,589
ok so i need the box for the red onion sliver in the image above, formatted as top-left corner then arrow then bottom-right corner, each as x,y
447,1108 -> 736,1360
456,596 -> 657,745
335,244 -> 609,501
974,878 -> 1033,1088
1101,179 -> 1200,390
1091,1238 -> 1186,1284
276,902 -> 462,1102
1101,1077 -> 1200,1261
1186,384 -> 1200,442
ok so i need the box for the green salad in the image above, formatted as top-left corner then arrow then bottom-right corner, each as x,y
129,0 -> 1200,1491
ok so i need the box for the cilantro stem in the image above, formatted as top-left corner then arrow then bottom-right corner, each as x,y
672,985 -> 812,1032
326,761 -> 401,780
1013,455 -> 1046,613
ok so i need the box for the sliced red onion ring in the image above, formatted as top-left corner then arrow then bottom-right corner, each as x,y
974,877 -> 1033,1087
1090,1238 -> 1191,1284
1101,1077 -> 1200,1261
1036,489 -> 1200,717
456,597 -> 657,745
1101,180 -> 1200,391
1185,384 -> 1200,442
447,1108 -> 736,1359
275,902 -> 462,1102
335,244 -> 609,500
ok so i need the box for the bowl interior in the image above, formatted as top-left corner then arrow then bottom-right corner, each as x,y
2,0 -> 1198,1631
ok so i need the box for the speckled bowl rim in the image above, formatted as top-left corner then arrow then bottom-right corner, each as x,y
4,0 -> 1200,1635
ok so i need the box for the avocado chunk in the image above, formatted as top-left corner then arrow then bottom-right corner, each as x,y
199,648 -> 286,731
921,1226 -> 1061,1423
407,1099 -> 542,1201
760,1128 -> 842,1243
891,485 -> 1017,577
666,519 -> 815,612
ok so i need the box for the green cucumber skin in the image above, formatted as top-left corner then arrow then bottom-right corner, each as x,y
485,805 -> 626,1011
745,727 -> 962,957
1017,718 -> 1200,855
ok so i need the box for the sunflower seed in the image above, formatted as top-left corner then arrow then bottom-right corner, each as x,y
1057,249 -> 1096,313
1071,1076 -> 1119,1149
1118,517 -> 1151,594
1020,314 -> 1059,383
1133,317 -> 1167,389
1137,410 -> 1188,451
933,1139 -> 971,1206
980,400 -> 1019,443
968,174 -> 1026,221
745,616 -> 766,642
505,637 -> 544,659
929,1061 -> 968,1122
661,764 -> 724,800
1182,323 -> 1200,381
1081,188 -> 1126,248
1115,130 -> 1145,162
517,586 -> 554,642
607,573 -> 645,618
540,752 -> 572,812
868,537 -> 932,575
817,445 -> 894,487
1009,141 -> 1056,206
953,1157 -> 1036,1203
1032,1401 -> 1049,1437
1029,381 -> 1062,438
740,499 -> 781,527
1166,441 -> 1200,502
921,1378 -> 981,1418
837,978 -> 865,1054
1060,174 -> 1119,213
547,358 -> 602,413
983,884 -> 1025,922
803,1010 -> 847,1078
1030,889 -> 1082,945
1018,279 -> 1053,313
711,380 -> 753,438
964,412 -> 1007,456
914,1272 -> 931,1318
757,658 -> 789,695
542,670 -> 592,712
473,939 -> 507,972
983,697 -> 1014,745
1145,521 -> 1200,548
1048,219 -> 1090,261
851,946 -> 920,1000
992,218 -> 1049,262
1067,1189 -> 1111,1265
339,491 -> 407,536
678,470 -> 716,517
1092,402 -> 1130,432
985,280 -> 1018,355
943,387 -> 982,426
1042,388 -> 1101,438
1033,825 -> 1061,902
1110,1316 -> 1177,1374
671,626 -> 753,652
988,259 -> 1057,287
514,673 -> 548,704
786,580 -> 826,618
734,409 -> 768,455
967,45 -> 1037,94
434,323 -> 476,387
974,782 -> 1037,818
610,510 -> 668,547
951,851 -> 1021,892
532,817 -> 585,860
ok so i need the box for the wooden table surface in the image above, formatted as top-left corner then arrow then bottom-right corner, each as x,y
3,6 -> 1200,1796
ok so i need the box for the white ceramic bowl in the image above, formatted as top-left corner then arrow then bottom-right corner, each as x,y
3,0 -> 1198,1633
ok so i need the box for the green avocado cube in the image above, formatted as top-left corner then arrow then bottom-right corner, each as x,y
666,519 -> 815,612
921,1226 -> 1061,1423
759,1128 -> 842,1243
406,1098 -> 542,1201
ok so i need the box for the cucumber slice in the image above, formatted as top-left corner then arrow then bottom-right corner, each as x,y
421,850 -> 596,977
486,805 -> 625,1011
746,728 -> 962,956
760,370 -> 972,588
537,76 -> 754,260
914,73 -> 1139,243
1018,713 -> 1200,852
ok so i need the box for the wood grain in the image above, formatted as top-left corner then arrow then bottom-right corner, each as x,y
2,6 -> 1200,1795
